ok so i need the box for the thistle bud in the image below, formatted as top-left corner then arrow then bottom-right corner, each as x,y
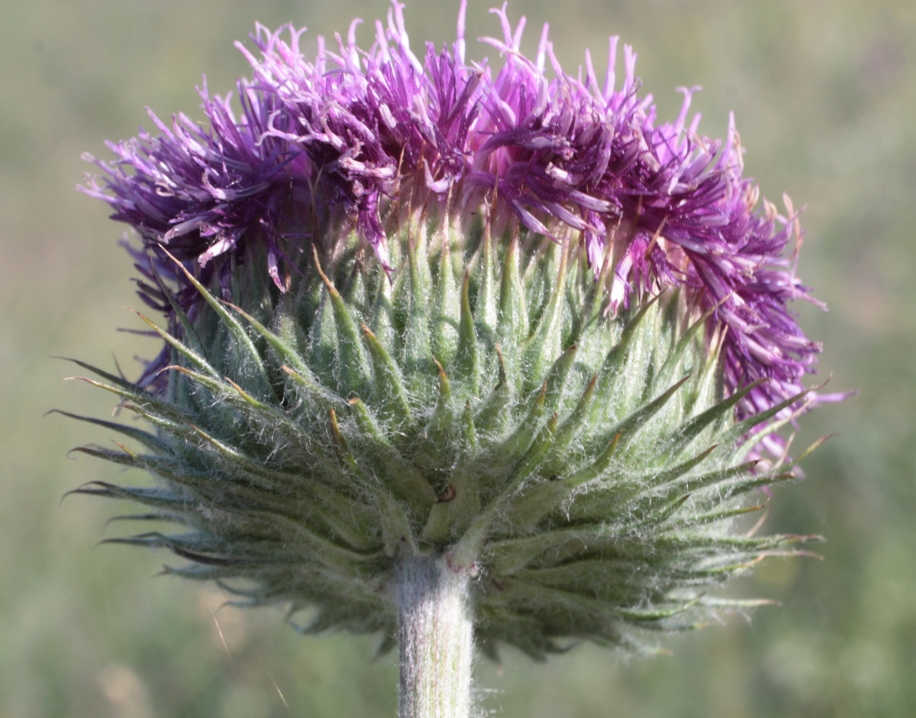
72,2 -> 831,714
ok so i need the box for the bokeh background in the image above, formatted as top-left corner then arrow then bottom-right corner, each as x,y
2,0 -> 914,716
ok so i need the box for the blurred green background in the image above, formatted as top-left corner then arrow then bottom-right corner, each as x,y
2,0 -> 914,716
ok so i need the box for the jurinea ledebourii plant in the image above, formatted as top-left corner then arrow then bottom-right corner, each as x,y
70,2 -> 831,716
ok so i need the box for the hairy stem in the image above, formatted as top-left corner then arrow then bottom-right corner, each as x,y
396,556 -> 474,718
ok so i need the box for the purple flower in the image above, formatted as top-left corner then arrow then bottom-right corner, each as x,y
81,0 -> 824,437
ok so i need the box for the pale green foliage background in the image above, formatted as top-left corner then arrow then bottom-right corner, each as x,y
1,1 -> 913,716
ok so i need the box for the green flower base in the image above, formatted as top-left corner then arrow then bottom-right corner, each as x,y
69,218 -> 817,660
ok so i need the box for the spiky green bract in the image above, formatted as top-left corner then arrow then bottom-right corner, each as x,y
70,219 -> 816,658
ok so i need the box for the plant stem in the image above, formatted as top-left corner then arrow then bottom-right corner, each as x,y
396,555 -> 473,718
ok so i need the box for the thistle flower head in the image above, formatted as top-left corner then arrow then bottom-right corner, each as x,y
74,1 -> 830,657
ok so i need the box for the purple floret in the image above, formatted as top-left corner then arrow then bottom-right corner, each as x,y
81,0 -> 824,436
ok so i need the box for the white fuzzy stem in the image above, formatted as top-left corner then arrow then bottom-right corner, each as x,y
396,556 -> 473,718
